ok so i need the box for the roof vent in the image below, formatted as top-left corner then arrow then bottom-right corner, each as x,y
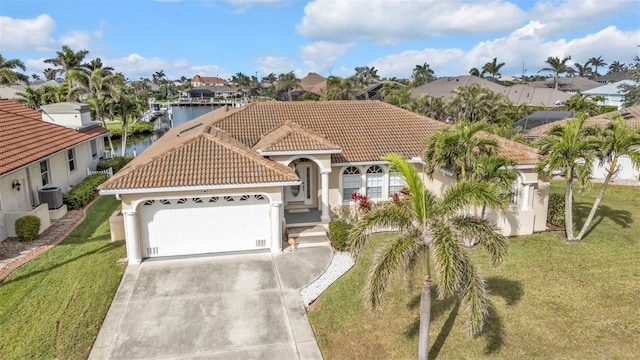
179,122 -> 203,134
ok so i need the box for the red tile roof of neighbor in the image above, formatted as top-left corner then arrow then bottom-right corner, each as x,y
0,99 -> 108,176
100,101 -> 540,191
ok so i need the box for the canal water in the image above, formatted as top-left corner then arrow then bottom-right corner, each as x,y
110,105 -> 219,156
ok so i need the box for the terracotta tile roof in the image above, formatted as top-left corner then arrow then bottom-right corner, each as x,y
0,99 -> 108,176
477,132 -> 541,165
252,121 -> 341,153
526,105 -> 640,138
100,101 -> 540,190
99,125 -> 299,190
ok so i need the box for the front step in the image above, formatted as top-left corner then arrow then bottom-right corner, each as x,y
285,225 -> 330,249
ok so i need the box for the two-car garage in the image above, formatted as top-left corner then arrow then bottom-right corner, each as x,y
137,194 -> 272,258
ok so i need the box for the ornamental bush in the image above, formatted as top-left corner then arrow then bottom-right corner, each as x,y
63,174 -> 108,210
15,215 -> 41,242
97,156 -> 133,173
329,220 -> 352,252
548,192 -> 565,226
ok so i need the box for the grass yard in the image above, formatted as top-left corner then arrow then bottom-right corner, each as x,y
0,196 -> 126,360
309,183 -> 640,359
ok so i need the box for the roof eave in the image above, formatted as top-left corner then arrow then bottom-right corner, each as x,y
98,180 -> 301,195
257,149 -> 342,156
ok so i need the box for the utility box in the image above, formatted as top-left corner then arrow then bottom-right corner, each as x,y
38,187 -> 63,210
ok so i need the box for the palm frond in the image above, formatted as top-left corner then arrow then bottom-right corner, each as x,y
449,215 -> 508,267
365,234 -> 425,311
349,205 -> 412,257
457,251 -> 489,335
429,223 -> 465,298
439,180 -> 505,215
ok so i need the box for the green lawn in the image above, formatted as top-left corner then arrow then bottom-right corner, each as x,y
309,183 -> 640,359
0,196 -> 126,360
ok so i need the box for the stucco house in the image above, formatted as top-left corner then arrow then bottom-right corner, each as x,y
99,101 -> 549,264
0,100 -> 109,241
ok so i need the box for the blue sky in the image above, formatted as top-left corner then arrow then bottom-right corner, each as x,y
1,0 -> 639,81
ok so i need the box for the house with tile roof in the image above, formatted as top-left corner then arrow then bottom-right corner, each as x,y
412,75 -> 571,107
582,80 -> 636,109
526,105 -> 640,181
0,100 -> 109,241
191,75 -> 228,87
99,101 -> 549,264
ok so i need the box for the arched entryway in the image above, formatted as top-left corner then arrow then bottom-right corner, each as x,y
283,155 -> 331,224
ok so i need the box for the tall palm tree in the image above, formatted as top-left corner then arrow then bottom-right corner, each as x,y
322,76 -> 356,100
573,62 -> 593,78
276,71 -> 300,101
412,63 -> 435,87
108,87 -> 144,156
43,68 -> 58,81
424,121 -> 498,180
608,61 -> 626,73
349,154 -> 508,360
481,57 -> 505,79
538,56 -> 574,90
0,54 -> 26,85
468,67 -> 482,77
587,56 -> 607,78
575,117 -> 640,240
44,45 -> 89,83
15,87 -> 43,109
536,114 -> 600,241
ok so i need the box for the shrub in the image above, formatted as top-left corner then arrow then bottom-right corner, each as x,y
548,192 -> 565,226
63,174 -> 108,210
15,215 -> 41,242
97,156 -> 133,173
329,220 -> 352,252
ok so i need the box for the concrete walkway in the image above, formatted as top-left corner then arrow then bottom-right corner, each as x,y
90,247 -> 333,360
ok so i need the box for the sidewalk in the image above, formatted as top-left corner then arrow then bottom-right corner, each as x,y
0,207 -> 86,282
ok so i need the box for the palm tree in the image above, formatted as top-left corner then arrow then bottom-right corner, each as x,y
573,62 -> 593,78
276,71 -> 300,101
424,121 -> 498,180
108,87 -> 144,156
15,87 -> 43,109
44,45 -> 89,83
349,154 -> 508,360
468,67 -> 482,77
538,56 -> 574,90
608,61 -> 626,73
43,68 -> 58,81
40,84 -> 69,104
481,57 -> 505,79
67,61 -> 123,154
322,76 -> 356,100
0,54 -> 26,85
469,150 -> 518,220
587,56 -> 607,78
412,63 -> 435,87
575,117 -> 640,240
536,114 -> 600,241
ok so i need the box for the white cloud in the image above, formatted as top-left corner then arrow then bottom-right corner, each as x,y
107,54 -> 191,79
300,41 -> 355,75
25,58 -> 50,73
529,0 -> 634,37
297,0 -> 526,44
0,14 -> 57,51
189,65 -> 231,79
371,48 -> 466,78
254,56 -> 296,75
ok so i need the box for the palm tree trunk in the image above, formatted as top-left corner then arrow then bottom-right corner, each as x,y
418,277 -> 432,360
576,157 -> 617,240
96,104 -> 115,156
565,172 -> 576,241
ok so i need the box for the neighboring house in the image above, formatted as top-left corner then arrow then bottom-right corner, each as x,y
512,111 -> 575,137
356,81 -> 407,101
527,105 -> 640,181
191,75 -> 228,87
288,72 -> 327,100
582,80 -> 636,109
412,75 -> 571,107
0,80 -> 62,100
595,72 -> 629,84
0,100 -> 109,241
528,76 -> 601,94
187,85 -> 239,100
99,101 -> 549,264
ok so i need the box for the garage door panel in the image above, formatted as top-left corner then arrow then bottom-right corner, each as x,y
140,196 -> 270,258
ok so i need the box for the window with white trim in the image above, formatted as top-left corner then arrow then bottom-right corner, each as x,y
90,139 -> 98,160
389,172 -> 405,196
366,166 -> 384,199
67,149 -> 76,172
342,166 -> 361,201
40,160 -> 50,187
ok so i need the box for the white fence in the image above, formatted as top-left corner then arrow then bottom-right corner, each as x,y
87,167 -> 113,178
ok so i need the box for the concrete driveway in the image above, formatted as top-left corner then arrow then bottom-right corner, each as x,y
90,247 -> 332,360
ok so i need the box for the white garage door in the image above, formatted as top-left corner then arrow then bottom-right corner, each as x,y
139,194 -> 271,258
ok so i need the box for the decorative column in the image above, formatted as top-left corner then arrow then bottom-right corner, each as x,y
270,202 -> 283,253
521,184 -> 531,211
321,171 -> 330,221
122,210 -> 141,264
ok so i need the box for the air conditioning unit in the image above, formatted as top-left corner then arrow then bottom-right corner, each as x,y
38,187 -> 63,210
102,150 -> 113,159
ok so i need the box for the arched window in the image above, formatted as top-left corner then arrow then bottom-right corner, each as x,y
342,166 -> 361,200
366,166 -> 384,199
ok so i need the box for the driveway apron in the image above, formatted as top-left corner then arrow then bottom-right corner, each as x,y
90,247 -> 331,360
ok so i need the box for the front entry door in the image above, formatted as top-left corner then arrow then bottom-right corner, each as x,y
287,163 -> 314,205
